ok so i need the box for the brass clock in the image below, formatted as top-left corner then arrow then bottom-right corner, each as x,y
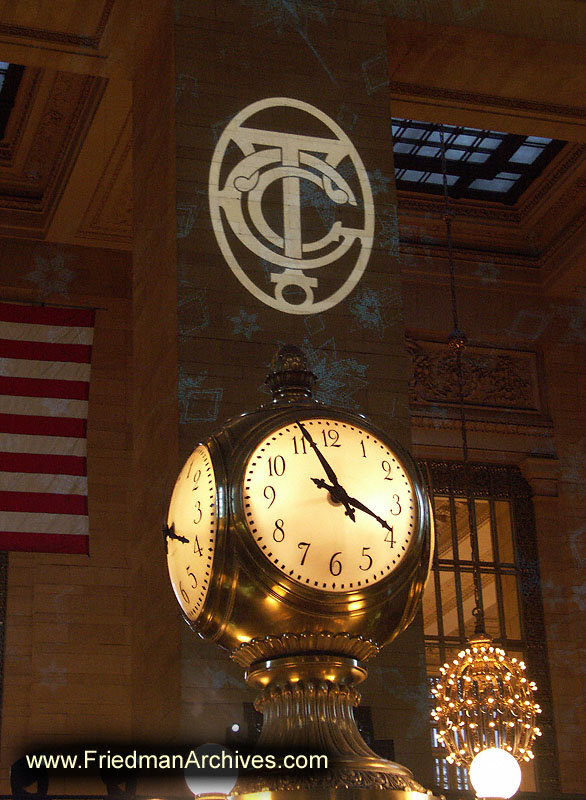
164,346 -> 435,799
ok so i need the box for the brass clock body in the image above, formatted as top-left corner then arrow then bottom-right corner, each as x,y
165,348 -> 436,798
166,397 -> 433,658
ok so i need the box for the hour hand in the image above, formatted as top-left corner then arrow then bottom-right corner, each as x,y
344,494 -> 392,531
311,477 -> 356,522
163,521 -> 189,552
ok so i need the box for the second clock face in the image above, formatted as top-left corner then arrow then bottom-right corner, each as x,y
242,418 -> 417,593
167,444 -> 217,621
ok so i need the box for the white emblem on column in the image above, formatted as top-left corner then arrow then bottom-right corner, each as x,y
209,97 -> 375,315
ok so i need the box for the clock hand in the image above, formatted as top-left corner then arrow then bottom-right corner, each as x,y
296,420 -> 357,522
296,420 -> 342,489
311,477 -> 356,522
343,493 -> 393,532
163,521 -> 189,553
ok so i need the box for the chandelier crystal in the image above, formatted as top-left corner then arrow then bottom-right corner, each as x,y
431,633 -> 542,768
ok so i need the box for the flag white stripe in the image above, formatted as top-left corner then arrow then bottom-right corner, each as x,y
0,511 -> 89,535
0,472 -> 87,495
0,321 -> 94,346
0,433 -> 87,456
0,395 -> 88,419
0,357 -> 91,382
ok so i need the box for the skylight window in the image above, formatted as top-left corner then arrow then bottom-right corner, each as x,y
0,61 -> 25,140
392,119 -> 565,204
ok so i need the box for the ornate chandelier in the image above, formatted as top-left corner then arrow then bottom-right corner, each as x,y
430,126 -> 543,783
431,633 -> 542,767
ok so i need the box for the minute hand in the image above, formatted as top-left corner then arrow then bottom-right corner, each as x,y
296,420 -> 342,489
344,493 -> 393,532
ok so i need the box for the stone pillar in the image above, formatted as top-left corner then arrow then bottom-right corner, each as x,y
174,0 -> 432,786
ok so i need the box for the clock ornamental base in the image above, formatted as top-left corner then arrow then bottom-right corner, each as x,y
230,653 -> 433,799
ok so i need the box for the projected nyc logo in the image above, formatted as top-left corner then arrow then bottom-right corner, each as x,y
209,98 -> 374,315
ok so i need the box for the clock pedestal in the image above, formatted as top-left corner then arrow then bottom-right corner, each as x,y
166,347 -> 435,800
229,634 -> 432,799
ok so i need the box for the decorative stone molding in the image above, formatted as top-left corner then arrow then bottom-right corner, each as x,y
0,1 -> 114,49
406,337 -> 540,412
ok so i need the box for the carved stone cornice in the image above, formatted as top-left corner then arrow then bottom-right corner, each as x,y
411,414 -> 553,440
406,336 -> 541,412
0,0 -> 114,49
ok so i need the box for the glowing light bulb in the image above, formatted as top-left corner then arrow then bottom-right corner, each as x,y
469,748 -> 521,799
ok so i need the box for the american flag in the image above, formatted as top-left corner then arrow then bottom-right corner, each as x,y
0,302 -> 95,554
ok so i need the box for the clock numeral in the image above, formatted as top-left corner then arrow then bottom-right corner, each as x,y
180,582 -> 189,603
193,536 -> 203,557
273,518 -> 285,542
268,456 -> 286,477
298,541 -> 310,565
292,435 -> 307,455
321,429 -> 340,448
390,495 -> 401,516
264,485 -> 276,508
384,527 -> 395,548
359,546 -> 372,571
194,500 -> 202,524
360,440 -> 367,458
186,569 -> 198,589
329,551 -> 342,576
187,464 -> 201,490
382,460 -> 393,480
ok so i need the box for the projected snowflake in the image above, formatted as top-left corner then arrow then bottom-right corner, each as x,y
25,253 -> 75,298
300,180 -> 337,228
303,337 -> 368,409
349,286 -> 402,336
367,168 -> 393,198
377,206 -> 400,258
240,0 -> 338,84
475,260 -> 500,285
230,309 -> 261,340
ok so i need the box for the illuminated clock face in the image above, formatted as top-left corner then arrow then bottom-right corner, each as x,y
166,445 -> 217,621
242,418 -> 417,593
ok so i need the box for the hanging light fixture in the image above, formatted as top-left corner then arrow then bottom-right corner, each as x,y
428,126 -> 542,792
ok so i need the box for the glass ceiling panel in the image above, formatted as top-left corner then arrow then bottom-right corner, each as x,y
392,118 -> 566,204
0,61 -> 25,138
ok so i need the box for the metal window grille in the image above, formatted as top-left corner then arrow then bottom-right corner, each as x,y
419,461 -> 559,795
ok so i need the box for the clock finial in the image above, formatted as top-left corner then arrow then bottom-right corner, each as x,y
265,344 -> 317,401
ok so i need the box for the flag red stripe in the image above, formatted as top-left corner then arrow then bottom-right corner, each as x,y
0,303 -> 94,327
0,376 -> 89,400
0,338 -> 92,363
0,530 -> 89,554
0,452 -> 86,475
0,413 -> 86,438
0,491 -> 87,515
